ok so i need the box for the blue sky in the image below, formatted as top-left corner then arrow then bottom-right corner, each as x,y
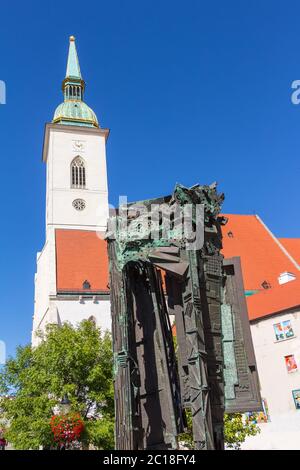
0,0 -> 299,357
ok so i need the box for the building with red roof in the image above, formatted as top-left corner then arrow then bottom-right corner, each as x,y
221,214 -> 300,293
221,214 -> 300,450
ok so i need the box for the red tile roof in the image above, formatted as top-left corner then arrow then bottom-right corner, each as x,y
221,215 -> 299,291
221,215 -> 300,321
55,229 -> 109,293
278,238 -> 300,265
54,217 -> 300,322
246,278 -> 300,321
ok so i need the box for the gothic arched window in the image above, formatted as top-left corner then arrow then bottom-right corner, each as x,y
71,157 -> 86,189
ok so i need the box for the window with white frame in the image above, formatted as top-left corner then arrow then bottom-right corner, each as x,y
71,156 -> 86,189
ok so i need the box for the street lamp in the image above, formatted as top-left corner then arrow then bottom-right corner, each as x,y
60,394 -> 71,415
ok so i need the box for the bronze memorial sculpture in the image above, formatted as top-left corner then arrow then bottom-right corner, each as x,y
106,183 -> 261,450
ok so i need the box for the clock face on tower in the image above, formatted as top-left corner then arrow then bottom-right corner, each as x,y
72,140 -> 85,152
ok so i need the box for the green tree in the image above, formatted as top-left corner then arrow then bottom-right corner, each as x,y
178,410 -> 260,450
224,413 -> 260,450
0,321 -> 114,450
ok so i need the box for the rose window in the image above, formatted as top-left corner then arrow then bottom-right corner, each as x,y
72,199 -> 86,211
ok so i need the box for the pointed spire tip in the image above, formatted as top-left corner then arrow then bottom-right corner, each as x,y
65,35 -> 82,80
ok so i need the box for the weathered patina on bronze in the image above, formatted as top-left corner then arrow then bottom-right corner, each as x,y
106,183 -> 261,450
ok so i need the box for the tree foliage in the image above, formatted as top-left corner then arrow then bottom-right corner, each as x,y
0,320 -> 260,450
179,410 -> 260,450
0,321 -> 114,449
224,412 -> 260,450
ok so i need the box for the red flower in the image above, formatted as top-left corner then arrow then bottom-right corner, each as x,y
50,413 -> 84,445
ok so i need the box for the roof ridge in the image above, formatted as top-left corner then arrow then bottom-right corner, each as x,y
255,215 -> 300,272
279,237 -> 300,240
222,213 -> 257,217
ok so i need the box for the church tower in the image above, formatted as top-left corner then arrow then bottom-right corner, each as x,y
32,37 -> 111,345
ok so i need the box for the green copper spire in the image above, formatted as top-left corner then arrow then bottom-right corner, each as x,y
52,36 -> 99,128
66,36 -> 82,79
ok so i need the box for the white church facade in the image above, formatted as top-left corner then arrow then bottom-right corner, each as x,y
32,37 -> 111,346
